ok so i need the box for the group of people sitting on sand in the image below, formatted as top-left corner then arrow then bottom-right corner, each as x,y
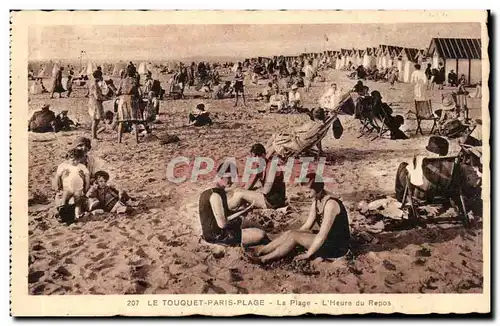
28,103 -> 79,133
198,143 -> 350,263
52,137 -> 132,223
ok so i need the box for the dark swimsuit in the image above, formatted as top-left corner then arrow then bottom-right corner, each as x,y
260,165 -> 287,209
314,196 -> 351,258
198,188 -> 242,245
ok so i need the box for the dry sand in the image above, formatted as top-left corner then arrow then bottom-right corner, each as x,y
27,70 -> 483,295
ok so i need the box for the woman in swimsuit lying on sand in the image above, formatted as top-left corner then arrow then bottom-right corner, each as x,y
247,173 -> 350,263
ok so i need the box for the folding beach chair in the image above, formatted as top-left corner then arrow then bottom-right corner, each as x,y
273,96 -> 350,160
357,97 -> 390,141
451,92 -> 470,121
396,155 -> 471,227
414,100 -> 438,136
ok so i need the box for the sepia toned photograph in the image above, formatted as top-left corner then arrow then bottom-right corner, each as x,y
10,10 -> 490,316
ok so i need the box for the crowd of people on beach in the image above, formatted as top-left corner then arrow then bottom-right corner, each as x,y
29,50 -> 482,264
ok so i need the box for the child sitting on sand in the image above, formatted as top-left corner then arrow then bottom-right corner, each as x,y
86,170 -> 131,214
54,148 -> 90,220
53,110 -> 79,132
189,103 -> 213,126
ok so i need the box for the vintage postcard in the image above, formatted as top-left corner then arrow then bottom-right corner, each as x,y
10,10 -> 490,316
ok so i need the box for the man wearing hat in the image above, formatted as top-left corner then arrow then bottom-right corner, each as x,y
198,162 -> 268,246
288,84 -> 301,109
28,104 -> 56,133
405,136 -> 449,188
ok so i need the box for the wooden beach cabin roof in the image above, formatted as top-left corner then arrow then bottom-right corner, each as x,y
427,38 -> 481,59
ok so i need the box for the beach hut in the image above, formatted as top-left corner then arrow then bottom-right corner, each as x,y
354,49 -> 364,67
363,47 -> 376,68
79,62 -> 97,76
37,61 -> 55,79
397,47 -> 422,83
376,45 -> 402,70
336,50 -> 345,70
427,38 -> 482,85
138,62 -> 148,75
376,45 -> 388,69
112,62 -> 126,77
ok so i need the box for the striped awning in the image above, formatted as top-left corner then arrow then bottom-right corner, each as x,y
429,38 -> 481,59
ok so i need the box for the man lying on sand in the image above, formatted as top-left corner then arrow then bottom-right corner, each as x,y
199,162 -> 268,246
228,143 -> 287,210
247,173 -> 350,263
53,148 -> 90,220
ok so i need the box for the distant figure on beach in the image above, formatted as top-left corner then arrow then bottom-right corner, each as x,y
233,65 -> 246,107
116,66 -> 143,143
50,67 -> 65,99
88,70 -> 105,140
66,70 -> 74,97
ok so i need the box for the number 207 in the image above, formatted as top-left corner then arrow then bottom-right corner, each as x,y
127,300 -> 139,307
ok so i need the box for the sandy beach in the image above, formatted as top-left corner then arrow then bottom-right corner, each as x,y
27,69 -> 484,295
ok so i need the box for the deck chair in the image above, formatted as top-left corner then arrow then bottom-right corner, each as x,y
357,97 -> 391,140
414,100 -> 438,136
397,154 -> 470,227
267,96 -> 350,160
451,92 -> 469,121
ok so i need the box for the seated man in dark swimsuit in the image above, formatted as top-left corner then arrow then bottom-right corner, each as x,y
228,143 -> 287,210
199,162 -> 268,246
251,173 -> 351,262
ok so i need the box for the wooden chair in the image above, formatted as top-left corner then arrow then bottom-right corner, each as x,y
414,100 -> 438,136
452,92 -> 470,121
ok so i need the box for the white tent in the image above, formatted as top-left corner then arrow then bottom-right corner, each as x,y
396,59 -> 404,82
87,62 -> 98,76
403,61 -> 416,83
37,62 -> 54,79
29,80 -> 46,94
138,62 -> 148,75
78,62 -> 97,76
52,64 -> 60,78
362,53 -> 374,68
112,63 -> 126,76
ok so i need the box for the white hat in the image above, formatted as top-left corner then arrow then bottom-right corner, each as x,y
291,84 -> 298,90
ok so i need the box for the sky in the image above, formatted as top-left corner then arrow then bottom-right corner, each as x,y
28,23 -> 481,62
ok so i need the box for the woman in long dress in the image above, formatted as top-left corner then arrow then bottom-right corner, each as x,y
50,67 -> 65,98
88,70 -> 104,139
116,66 -> 142,143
